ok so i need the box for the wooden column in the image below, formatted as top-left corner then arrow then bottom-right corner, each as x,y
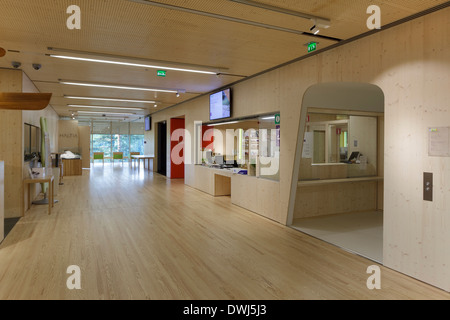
0,69 -> 23,218
0,161 -> 4,242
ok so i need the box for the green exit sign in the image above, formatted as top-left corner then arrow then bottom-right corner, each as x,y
157,70 -> 167,77
308,42 -> 317,53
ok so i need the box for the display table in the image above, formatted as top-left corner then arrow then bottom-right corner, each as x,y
131,155 -> 154,171
23,175 -> 54,215
62,158 -> 82,176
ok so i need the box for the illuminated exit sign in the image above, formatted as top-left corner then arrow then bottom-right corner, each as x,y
157,70 -> 167,77
307,42 -> 317,53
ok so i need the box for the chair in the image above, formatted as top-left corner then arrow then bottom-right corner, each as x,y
93,152 -> 104,165
113,152 -> 124,164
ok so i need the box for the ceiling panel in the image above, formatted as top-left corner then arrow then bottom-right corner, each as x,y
0,0 -> 448,120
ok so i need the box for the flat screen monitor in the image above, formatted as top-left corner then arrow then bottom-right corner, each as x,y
145,115 -> 151,131
210,88 -> 231,121
348,151 -> 360,162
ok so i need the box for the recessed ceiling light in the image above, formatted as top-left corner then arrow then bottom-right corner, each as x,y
60,80 -> 180,94
75,110 -> 136,116
207,121 -> 239,127
51,55 -> 217,75
64,96 -> 157,104
67,104 -> 144,111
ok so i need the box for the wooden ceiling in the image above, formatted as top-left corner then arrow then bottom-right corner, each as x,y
0,0 -> 447,121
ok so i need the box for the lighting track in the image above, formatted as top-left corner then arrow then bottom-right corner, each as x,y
48,47 -> 228,74
126,0 -> 340,42
64,95 -> 158,104
228,0 -> 330,23
50,54 -> 219,75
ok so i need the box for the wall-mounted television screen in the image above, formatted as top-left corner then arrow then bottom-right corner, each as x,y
210,88 -> 231,121
145,115 -> 151,131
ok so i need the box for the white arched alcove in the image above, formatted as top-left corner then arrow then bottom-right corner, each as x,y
287,82 -> 385,226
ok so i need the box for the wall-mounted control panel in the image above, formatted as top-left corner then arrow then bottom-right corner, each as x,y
424,172 -> 433,202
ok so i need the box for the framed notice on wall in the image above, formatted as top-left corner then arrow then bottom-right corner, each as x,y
429,127 -> 450,157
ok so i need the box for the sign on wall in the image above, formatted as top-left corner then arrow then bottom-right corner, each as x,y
429,127 -> 450,157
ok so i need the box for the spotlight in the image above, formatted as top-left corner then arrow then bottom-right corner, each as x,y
310,24 -> 320,35
176,92 -> 180,98
309,18 -> 330,35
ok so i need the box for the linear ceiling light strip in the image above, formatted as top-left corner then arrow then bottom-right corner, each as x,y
60,80 -> 180,94
74,111 -> 137,116
126,0 -> 340,41
48,47 -> 227,73
64,96 -> 157,104
50,55 -> 217,75
67,105 -> 144,111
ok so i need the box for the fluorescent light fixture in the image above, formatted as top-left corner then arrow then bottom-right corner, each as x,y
261,116 -> 275,120
67,104 -> 144,111
51,54 -> 217,75
60,80 -> 179,94
208,121 -> 239,127
75,111 -> 136,116
64,95 -> 157,104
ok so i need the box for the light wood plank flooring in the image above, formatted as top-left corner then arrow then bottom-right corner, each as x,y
0,164 -> 449,300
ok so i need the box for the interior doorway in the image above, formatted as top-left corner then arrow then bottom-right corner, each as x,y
170,117 -> 185,179
289,82 -> 385,264
157,121 -> 167,176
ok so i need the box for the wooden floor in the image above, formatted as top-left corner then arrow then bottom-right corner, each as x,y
1,164 -> 449,300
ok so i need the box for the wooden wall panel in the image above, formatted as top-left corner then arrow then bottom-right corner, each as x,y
0,161 -> 4,242
151,8 -> 450,290
58,120 -> 79,153
295,181 -> 378,219
22,73 -> 59,153
0,69 -> 23,218
78,126 -> 91,169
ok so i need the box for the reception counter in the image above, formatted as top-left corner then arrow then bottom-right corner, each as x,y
186,165 -> 282,223
62,158 -> 82,176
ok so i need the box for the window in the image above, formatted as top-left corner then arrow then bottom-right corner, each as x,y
300,111 -> 379,181
130,122 -> 145,155
112,122 -> 130,158
82,120 -> 144,162
195,113 -> 280,181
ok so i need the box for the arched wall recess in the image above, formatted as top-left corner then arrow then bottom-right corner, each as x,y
287,82 -> 385,226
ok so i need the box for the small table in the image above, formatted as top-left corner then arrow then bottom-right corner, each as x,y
131,155 -> 154,171
23,175 -> 55,215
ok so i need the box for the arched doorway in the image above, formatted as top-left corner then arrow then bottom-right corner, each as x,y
288,82 -> 385,263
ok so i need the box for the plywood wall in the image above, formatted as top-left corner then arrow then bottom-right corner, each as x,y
22,73 -> 59,153
149,8 -> 450,290
0,69 -> 23,218
78,126 -> 91,168
0,161 -> 4,242
58,120 -> 79,153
